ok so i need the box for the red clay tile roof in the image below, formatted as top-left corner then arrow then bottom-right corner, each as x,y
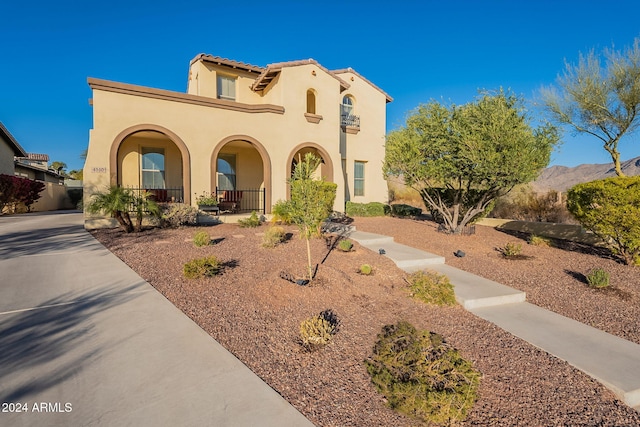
332,68 -> 393,103
191,54 -> 264,74
251,58 -> 350,93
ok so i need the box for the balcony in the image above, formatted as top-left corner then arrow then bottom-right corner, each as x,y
341,114 -> 360,134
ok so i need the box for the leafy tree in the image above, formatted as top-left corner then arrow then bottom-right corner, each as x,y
0,174 -> 45,213
384,90 -> 559,234
86,186 -> 135,233
288,153 -> 337,280
68,169 -> 83,180
542,37 -> 640,176
50,161 -> 68,176
567,176 -> 640,265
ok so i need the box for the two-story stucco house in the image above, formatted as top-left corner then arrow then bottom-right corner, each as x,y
84,54 -> 392,226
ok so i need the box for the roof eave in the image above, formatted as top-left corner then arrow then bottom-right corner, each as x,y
0,121 -> 27,157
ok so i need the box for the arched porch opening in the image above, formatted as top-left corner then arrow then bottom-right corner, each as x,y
110,125 -> 191,204
286,143 -> 334,199
210,135 -> 272,214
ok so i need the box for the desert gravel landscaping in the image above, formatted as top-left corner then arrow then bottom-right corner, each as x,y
91,216 -> 640,426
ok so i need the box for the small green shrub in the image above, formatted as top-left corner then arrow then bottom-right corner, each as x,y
407,270 -> 456,306
183,256 -> 221,279
345,201 -> 389,217
365,321 -> 480,425
262,226 -> 286,248
528,234 -> 552,247
193,231 -> 210,247
390,203 -> 422,217
238,211 -> 261,228
498,242 -> 522,258
359,264 -> 373,275
568,176 -> 640,265
159,203 -> 198,228
586,268 -> 610,288
271,200 -> 293,224
299,309 -> 340,351
337,239 -> 354,252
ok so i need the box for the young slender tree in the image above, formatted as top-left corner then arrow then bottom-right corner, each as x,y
542,37 -> 640,176
288,153 -> 336,281
384,90 -> 559,234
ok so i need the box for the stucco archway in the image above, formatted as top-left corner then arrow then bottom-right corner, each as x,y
286,142 -> 335,199
210,135 -> 272,213
109,124 -> 192,204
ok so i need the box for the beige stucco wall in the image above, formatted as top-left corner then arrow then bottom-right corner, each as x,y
86,59 -> 389,226
0,139 -> 15,175
335,70 -> 389,204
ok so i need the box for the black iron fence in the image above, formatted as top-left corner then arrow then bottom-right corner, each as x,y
127,187 -> 184,204
215,188 -> 265,214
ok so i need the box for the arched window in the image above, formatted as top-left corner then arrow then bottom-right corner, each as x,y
306,89 -> 316,114
341,95 -> 354,117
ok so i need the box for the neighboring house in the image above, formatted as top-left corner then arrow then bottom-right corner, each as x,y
14,153 -> 65,184
84,53 -> 392,225
0,121 -> 27,175
14,153 -> 72,212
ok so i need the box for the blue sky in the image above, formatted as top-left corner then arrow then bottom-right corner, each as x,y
1,0 -> 639,172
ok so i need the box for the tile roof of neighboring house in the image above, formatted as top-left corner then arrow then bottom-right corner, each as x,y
332,68 -> 393,103
0,121 -> 27,157
251,59 -> 350,93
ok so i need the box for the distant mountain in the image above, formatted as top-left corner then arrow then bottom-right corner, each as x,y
532,156 -> 640,192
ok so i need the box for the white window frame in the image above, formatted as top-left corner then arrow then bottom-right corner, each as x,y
354,160 -> 365,197
141,147 -> 165,189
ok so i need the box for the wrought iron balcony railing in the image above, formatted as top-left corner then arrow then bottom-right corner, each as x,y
341,114 -> 360,128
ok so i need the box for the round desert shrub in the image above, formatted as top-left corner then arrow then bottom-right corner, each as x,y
528,234 -> 552,247
359,264 -> 373,275
299,309 -> 340,351
159,203 -> 198,228
238,211 -> 261,228
567,176 -> 640,265
193,231 -> 210,247
408,270 -> 456,306
365,321 -> 480,425
586,268 -> 610,288
337,239 -> 354,252
183,256 -> 221,279
262,226 -> 286,248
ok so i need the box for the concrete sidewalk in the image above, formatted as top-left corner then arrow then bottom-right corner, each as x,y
0,212 -> 314,426
350,229 -> 640,410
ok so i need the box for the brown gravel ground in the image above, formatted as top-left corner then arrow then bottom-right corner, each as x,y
91,216 -> 640,426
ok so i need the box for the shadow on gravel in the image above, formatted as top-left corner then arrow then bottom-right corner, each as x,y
496,228 -> 619,262
0,285 -> 144,401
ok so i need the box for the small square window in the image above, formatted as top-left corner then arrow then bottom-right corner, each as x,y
217,75 -> 236,101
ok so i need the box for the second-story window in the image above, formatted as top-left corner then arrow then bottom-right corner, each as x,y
217,75 -> 236,101
306,89 -> 316,114
341,95 -> 354,117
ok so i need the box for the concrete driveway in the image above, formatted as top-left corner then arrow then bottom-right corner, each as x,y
0,211 -> 314,426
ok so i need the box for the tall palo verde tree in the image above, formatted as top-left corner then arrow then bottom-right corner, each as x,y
384,90 -> 559,234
